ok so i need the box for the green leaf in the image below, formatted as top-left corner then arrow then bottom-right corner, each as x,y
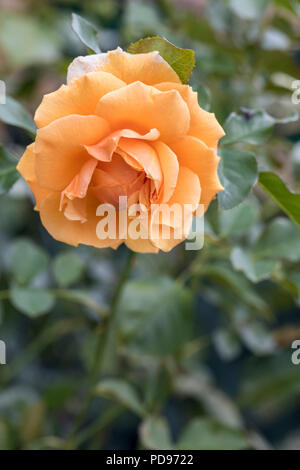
118,277 -> 193,356
258,171 -> 300,228
71,13 -> 101,54
219,199 -> 259,237
127,36 -> 195,84
218,148 -> 258,210
94,379 -> 145,417
10,287 -> 55,317
177,418 -> 248,450
221,109 -> 298,146
53,252 -> 84,287
0,146 -> 19,194
11,238 -> 49,285
140,417 -> 173,450
255,217 -> 300,262
0,96 -> 36,135
230,247 -> 279,283
229,0 -> 271,20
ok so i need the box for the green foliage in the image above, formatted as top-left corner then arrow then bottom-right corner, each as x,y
140,417 -> 173,450
177,418 -> 248,450
0,146 -> 19,194
254,218 -> 300,262
228,0 -> 272,20
117,277 -> 193,355
11,239 -> 49,285
0,0 -> 299,452
218,148 -> 258,209
10,287 -> 55,317
221,109 -> 298,146
127,37 -> 195,84
259,172 -> 300,228
53,252 -> 84,287
71,13 -> 101,54
230,247 -> 279,283
0,97 -> 36,135
94,379 -> 145,417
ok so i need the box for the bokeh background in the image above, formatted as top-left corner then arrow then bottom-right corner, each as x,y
0,0 -> 300,450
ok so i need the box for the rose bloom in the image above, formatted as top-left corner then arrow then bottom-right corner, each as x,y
17,48 -> 224,253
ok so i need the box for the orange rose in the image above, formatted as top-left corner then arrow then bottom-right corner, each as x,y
17,48 -> 224,253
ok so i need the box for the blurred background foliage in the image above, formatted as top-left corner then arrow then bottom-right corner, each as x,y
0,0 -> 300,450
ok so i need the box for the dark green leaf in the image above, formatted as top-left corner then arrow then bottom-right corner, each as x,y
11,238 -> 49,285
258,171 -> 300,228
127,36 -> 195,84
10,287 -> 55,317
71,13 -> 101,54
0,96 -> 36,135
221,109 -> 298,146
218,148 -> 258,210
0,146 -> 19,194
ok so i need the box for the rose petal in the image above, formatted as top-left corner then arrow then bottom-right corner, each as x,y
171,136 -> 223,209
35,114 -> 110,191
17,144 -> 52,210
67,48 -> 181,85
155,82 -> 225,149
151,141 -> 179,203
85,128 -> 159,163
118,138 -> 162,191
40,192 -> 122,249
96,81 -> 190,144
35,72 -> 125,128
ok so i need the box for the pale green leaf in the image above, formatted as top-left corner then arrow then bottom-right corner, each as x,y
10,287 -> 55,317
94,379 -> 145,417
230,247 -> 279,283
71,13 -> 101,53
229,0 -> 272,20
53,252 -> 84,287
11,238 -> 49,285
140,416 -> 173,450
